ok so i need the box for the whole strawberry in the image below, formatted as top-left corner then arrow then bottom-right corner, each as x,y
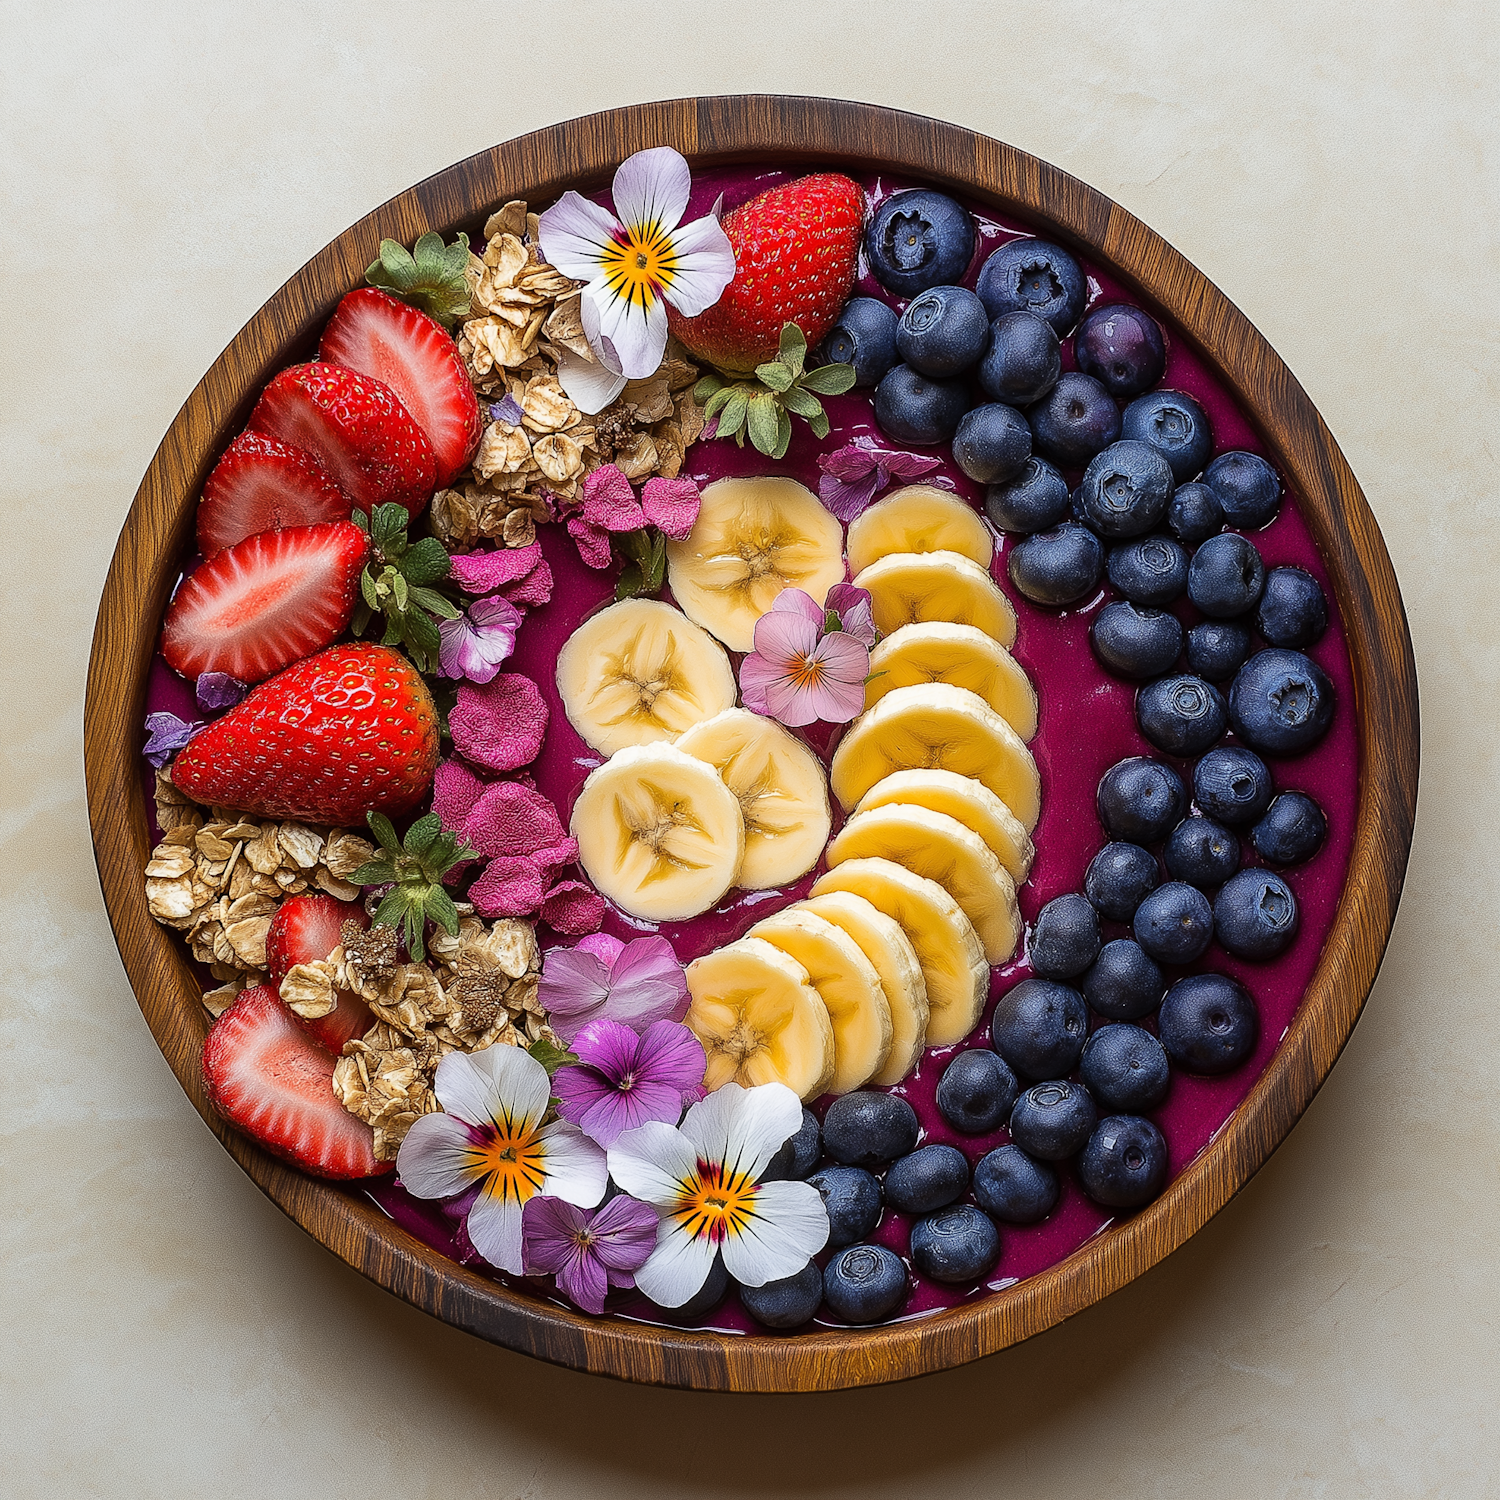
669,173 -> 865,373
171,643 -> 439,824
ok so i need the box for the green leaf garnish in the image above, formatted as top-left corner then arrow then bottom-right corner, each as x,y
528,1037 -> 581,1077
365,230 -> 472,327
356,811 -> 473,964
350,503 -> 460,674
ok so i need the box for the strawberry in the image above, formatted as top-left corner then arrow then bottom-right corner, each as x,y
202,984 -> 389,1179
265,894 -> 373,1052
318,289 -> 482,489
197,432 -> 353,556
171,642 -> 440,824
160,520 -> 369,684
247,362 -> 436,518
668,173 -> 865,373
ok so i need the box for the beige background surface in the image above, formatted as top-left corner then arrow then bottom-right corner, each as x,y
3,1 -> 1497,1494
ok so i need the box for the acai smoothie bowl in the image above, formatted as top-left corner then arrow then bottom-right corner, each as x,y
85,98 -> 1417,1391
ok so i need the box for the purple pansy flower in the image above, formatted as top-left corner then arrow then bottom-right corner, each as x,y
521,1193 -> 659,1314
437,594 -> 523,683
538,934 -> 689,1044
553,1018 -> 706,1146
815,442 -> 943,522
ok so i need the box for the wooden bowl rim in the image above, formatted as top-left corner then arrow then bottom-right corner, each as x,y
84,95 -> 1419,1393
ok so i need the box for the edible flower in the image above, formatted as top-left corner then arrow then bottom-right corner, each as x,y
142,711 -> 203,768
438,595 -> 523,683
739,585 -> 872,727
194,672 -> 247,713
538,934 -> 689,1043
552,1018 -> 706,1146
606,1081 -> 829,1307
816,442 -> 943,522
538,147 -> 735,411
521,1194 -> 659,1314
395,1044 -> 607,1275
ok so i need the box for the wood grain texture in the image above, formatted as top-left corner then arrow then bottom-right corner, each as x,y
84,96 -> 1419,1393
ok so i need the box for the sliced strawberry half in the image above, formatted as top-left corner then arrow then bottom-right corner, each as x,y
202,984 -> 390,1179
319,288 -> 482,489
160,519 -> 368,684
266,894 -> 374,1052
247,362 -> 436,517
197,432 -> 352,556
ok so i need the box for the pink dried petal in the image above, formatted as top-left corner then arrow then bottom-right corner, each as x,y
531,838 -> 581,873
879,450 -> 943,480
431,758 -> 488,833
581,464 -> 647,531
567,516 -> 613,570
640,476 -> 701,541
468,856 -> 548,918
818,470 -> 882,523
817,444 -> 879,483
449,673 -> 549,772
448,542 -> 543,594
462,780 -> 567,858
502,557 -> 554,608
541,880 -> 607,935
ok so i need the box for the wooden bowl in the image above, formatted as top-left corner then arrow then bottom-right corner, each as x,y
84,96 -> 1419,1392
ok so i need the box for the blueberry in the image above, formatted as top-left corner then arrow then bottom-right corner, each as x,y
1133,881 -> 1215,964
952,402 -> 1033,485
822,1091 -> 920,1167
910,1204 -> 1001,1284
1091,602 -> 1184,679
979,310 -> 1061,406
1073,303 -> 1167,397
976,238 -> 1087,334
1188,533 -> 1267,618
1186,619 -> 1252,682
1077,441 -> 1175,539
738,1260 -> 824,1329
1166,480 -> 1225,544
1228,648 -> 1335,756
1257,566 -> 1328,649
1027,372 -> 1121,467
866,190 -> 977,297
884,1144 -> 971,1214
1009,1080 -> 1098,1161
823,1243 -> 909,1324
1251,791 -> 1328,866
896,284 -> 991,377
808,1165 -> 884,1248
936,1048 -> 1020,1134
1081,939 -> 1165,1020
1097,756 -> 1187,843
990,977 -> 1088,1080
1158,973 -> 1258,1073
761,1106 -> 822,1181
1120,389 -> 1214,481
1084,842 -> 1160,921
973,1143 -> 1060,1223
1080,1024 -> 1171,1112
1107,535 -> 1189,606
1204,450 -> 1282,529
986,456 -> 1072,534
1194,746 -> 1273,825
657,1252 -> 729,1319
1030,893 -> 1102,979
1163,817 -> 1240,888
1078,1115 -> 1169,1208
1137,674 -> 1228,756
822,297 -> 899,388
1213,868 -> 1300,960
874,364 -> 971,446
1008,522 -> 1104,607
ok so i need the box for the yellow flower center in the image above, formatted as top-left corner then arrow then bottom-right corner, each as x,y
673,1160 -> 758,1243
786,652 -> 829,693
466,1116 -> 547,1207
599,221 -> 678,310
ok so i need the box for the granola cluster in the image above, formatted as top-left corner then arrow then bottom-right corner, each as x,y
431,199 -> 705,551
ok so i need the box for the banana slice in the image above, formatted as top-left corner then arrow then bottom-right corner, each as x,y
675,709 -> 831,890
749,908 -> 893,1094
853,550 -> 1017,647
664,475 -> 846,652
866,621 -> 1039,741
845,485 -> 995,575
555,598 -> 737,756
801,890 -> 929,1086
571,743 -> 745,921
827,805 -> 1020,965
685,937 -> 835,1100
854,768 -> 1034,885
812,858 -> 988,1048
829,683 -> 1042,830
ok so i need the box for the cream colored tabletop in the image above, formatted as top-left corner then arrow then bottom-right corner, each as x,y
4,2 -> 1497,1494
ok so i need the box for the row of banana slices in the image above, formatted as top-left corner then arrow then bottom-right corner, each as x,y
553,477 -> 1044,1096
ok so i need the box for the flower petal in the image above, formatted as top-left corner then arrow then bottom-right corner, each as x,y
394,1111 -> 484,1201
588,1194 -> 661,1272
579,1078 -> 686,1146
607,1120 -> 698,1208
521,1195 -> 589,1275
633,1019 -> 707,1096
610,146 -> 691,236
679,1079 -> 802,1182
536,190 -> 622,282
566,514 -> 615,570
577,932 -> 627,967
554,343 -> 628,416
538,945 -> 613,1041
660,213 -> 737,317
536,1119 -> 608,1207
465,1191 -> 526,1274
769,587 -> 829,629
554,1237 -> 611,1314
640,476 -> 701,541
440,1043 -> 550,1131
570,1017 -> 643,1078
551,1061 -> 620,1129
719,1179 -> 830,1288
632,1218 -> 718,1308
604,935 -> 689,1028
586,280 -> 670,381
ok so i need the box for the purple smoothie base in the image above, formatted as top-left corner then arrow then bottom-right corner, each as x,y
144,163 -> 1358,1337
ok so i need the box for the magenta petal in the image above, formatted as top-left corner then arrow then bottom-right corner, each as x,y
578,1080 -> 685,1146
818,471 -> 882,522
633,1019 -> 707,1095
577,932 -> 626,967
567,515 -> 614,569
604,936 -> 689,1026
521,1195 -> 588,1274
538,946 -> 612,1039
552,1062 -> 622,1127
879,450 -> 943,480
554,1239 -> 611,1314
588,1195 -> 660,1272
571,1017 -> 645,1077
640,476 -> 701,540
449,543 -> 542,594
817,444 -> 879,483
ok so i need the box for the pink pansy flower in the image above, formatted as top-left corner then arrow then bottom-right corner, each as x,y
553,1018 -> 706,1146
538,147 -> 736,410
739,586 -> 871,727
438,594 -> 523,683
538,934 -> 688,1044
521,1194 -> 659,1314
